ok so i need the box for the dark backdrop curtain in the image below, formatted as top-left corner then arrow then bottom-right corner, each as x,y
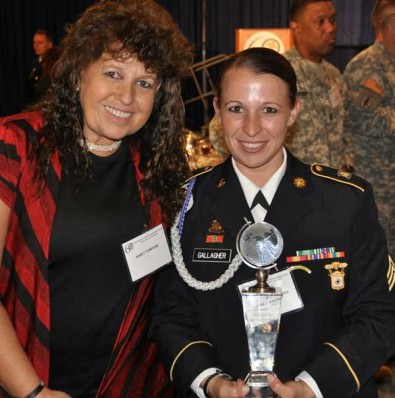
327,0 -> 375,71
0,0 -> 375,119
0,0 -> 94,116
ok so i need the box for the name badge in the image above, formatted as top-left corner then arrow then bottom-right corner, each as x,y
122,224 -> 172,282
192,248 -> 232,263
238,269 -> 303,315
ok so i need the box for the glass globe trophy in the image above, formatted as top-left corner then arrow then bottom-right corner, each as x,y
236,220 -> 284,398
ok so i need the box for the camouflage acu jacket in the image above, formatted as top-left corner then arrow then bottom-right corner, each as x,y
284,47 -> 351,168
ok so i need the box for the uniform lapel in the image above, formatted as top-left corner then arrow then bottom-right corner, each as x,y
206,159 -> 251,241
201,154 -> 314,247
265,153 -> 313,241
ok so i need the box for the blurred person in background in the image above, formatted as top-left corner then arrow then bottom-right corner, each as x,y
343,0 -> 395,259
25,29 -> 54,107
25,46 -> 62,111
284,0 -> 353,170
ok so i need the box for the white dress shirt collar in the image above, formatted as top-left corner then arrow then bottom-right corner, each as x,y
232,148 -> 287,222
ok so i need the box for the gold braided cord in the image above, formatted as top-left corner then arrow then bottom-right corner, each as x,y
387,255 -> 395,291
324,342 -> 360,392
169,341 -> 212,381
310,165 -> 365,192
171,211 -> 242,291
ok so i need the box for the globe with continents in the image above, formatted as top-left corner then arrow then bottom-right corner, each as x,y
238,222 -> 284,268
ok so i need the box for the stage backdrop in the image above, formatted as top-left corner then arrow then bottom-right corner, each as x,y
0,0 -> 375,117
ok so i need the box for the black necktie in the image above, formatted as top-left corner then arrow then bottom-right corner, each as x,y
251,190 -> 269,210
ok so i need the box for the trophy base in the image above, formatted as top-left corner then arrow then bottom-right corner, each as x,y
245,372 -> 278,398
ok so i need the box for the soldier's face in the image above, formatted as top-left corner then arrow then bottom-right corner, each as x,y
291,1 -> 336,62
213,66 -> 299,186
33,34 -> 53,57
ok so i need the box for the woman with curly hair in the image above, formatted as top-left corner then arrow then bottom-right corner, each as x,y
0,1 -> 193,397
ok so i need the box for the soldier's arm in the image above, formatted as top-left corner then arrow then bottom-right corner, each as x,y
344,67 -> 395,135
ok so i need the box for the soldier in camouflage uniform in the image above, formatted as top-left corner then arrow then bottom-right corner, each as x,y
343,0 -> 395,256
284,0 -> 353,169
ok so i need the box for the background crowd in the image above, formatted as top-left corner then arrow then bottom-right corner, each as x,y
0,0 -> 377,117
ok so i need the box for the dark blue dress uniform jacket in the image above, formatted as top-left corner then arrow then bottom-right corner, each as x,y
151,153 -> 395,397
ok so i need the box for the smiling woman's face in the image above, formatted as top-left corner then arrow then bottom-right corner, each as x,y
79,53 -> 160,147
214,66 -> 299,186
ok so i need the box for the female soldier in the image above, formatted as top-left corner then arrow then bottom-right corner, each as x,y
151,48 -> 395,398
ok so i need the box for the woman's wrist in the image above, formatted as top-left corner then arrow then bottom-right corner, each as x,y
202,371 -> 233,397
23,381 -> 45,398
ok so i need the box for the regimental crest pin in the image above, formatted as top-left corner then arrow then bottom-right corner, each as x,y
208,219 -> 224,234
293,177 -> 307,189
206,219 -> 225,243
337,169 -> 352,180
325,261 -> 348,290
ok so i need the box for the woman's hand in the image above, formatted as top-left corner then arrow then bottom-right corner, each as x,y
267,374 -> 316,398
207,376 -> 250,397
37,387 -> 71,398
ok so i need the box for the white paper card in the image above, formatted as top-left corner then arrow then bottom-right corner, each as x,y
268,269 -> 304,314
238,268 -> 303,315
122,224 -> 172,282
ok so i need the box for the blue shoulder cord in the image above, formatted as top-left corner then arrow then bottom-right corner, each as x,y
177,178 -> 196,237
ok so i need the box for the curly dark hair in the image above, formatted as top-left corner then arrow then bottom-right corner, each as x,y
37,0 -> 194,222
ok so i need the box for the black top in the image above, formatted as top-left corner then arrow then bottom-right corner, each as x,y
48,144 -> 147,397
